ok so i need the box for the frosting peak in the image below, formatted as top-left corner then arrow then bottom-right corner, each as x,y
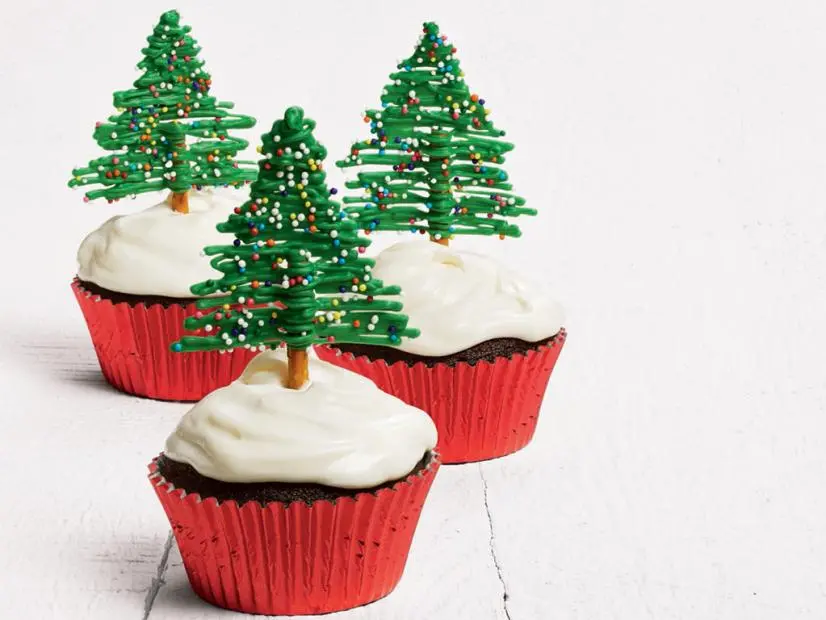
371,241 -> 564,356
76,189 -> 238,297
163,350 -> 438,488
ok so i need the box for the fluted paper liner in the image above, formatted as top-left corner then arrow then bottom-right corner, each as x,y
148,454 -> 439,616
72,279 -> 256,401
316,330 -> 566,463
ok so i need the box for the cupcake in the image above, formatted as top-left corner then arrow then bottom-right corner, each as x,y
149,106 -> 439,614
149,351 -> 438,615
316,241 -> 566,463
72,189 -> 257,401
321,22 -> 567,462
67,10 -> 257,401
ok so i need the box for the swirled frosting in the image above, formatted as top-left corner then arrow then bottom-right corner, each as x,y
77,189 -> 237,297
371,241 -> 564,356
163,350 -> 438,488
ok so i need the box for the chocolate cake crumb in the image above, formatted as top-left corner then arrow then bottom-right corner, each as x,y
328,333 -> 562,368
76,279 -> 197,308
155,452 -> 433,507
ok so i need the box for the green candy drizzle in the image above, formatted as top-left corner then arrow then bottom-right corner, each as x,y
173,107 -> 419,353
68,10 -> 256,203
159,123 -> 192,193
337,21 -> 535,241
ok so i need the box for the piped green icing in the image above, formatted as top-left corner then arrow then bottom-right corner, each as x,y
68,9 -> 256,203
159,122 -> 192,193
337,21 -> 535,241
173,107 -> 419,353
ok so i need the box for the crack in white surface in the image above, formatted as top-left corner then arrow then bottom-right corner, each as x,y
142,531 -> 173,620
480,465 -> 512,620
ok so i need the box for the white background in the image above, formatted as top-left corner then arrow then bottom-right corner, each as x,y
1,0 -> 825,618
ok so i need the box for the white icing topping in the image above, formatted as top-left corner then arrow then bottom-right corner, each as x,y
77,189 -> 238,297
164,350 -> 438,488
372,240 -> 564,356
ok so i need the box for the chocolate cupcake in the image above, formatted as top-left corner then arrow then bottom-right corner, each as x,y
149,350 -> 439,616
325,22 -> 567,462
317,240 -> 566,463
72,190 -> 257,401
67,10 -> 258,401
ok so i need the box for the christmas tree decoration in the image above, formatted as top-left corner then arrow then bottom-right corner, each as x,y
337,21 -> 535,246
174,107 -> 419,388
68,9 -> 256,213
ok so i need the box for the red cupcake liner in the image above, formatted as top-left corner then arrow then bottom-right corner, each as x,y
315,330 -> 566,464
72,279 -> 256,402
148,454 -> 440,616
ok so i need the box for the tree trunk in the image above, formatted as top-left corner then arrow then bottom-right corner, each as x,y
169,191 -> 189,214
163,123 -> 190,214
424,130 -> 452,247
286,347 -> 309,389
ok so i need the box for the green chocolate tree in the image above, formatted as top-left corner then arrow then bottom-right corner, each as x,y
338,22 -> 536,246
173,107 -> 418,388
68,9 -> 256,213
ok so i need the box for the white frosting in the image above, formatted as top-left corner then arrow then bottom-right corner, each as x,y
77,189 -> 238,297
164,350 -> 438,488
372,241 -> 564,356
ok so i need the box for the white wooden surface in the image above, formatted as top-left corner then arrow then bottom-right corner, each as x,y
3,0 -> 826,618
